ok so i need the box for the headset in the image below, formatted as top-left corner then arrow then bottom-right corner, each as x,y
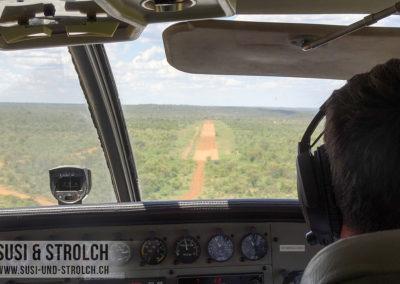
296,103 -> 343,246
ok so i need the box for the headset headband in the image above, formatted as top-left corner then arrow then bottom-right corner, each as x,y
298,104 -> 326,153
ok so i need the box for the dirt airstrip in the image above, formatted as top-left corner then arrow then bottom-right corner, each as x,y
181,127 -> 200,159
178,120 -> 219,200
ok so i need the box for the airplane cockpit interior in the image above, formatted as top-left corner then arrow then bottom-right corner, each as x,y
0,0 -> 399,283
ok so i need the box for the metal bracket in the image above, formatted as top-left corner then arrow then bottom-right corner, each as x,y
302,2 -> 400,51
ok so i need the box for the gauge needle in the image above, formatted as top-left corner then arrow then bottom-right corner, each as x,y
185,239 -> 188,250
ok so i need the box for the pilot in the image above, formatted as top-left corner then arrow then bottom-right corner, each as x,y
298,58 -> 400,283
324,58 -> 400,238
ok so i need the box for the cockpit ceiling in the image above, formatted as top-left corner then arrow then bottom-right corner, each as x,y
236,0 -> 399,14
94,0 -> 398,24
0,0 -> 236,49
0,0 -> 397,50
163,20 -> 400,80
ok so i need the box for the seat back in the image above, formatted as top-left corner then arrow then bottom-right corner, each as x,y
301,229 -> 400,283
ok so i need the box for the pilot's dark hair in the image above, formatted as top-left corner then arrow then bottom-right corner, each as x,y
324,58 -> 400,234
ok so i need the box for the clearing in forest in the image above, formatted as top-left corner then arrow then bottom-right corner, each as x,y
73,147 -> 98,157
0,184 -> 55,206
178,120 -> 219,200
0,160 -> 55,206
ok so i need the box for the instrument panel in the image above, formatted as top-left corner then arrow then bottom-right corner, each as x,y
0,222 -> 321,284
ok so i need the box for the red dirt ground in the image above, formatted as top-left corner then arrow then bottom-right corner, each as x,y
181,126 -> 200,159
0,157 -> 60,206
0,184 -> 55,206
178,120 -> 219,200
72,147 -> 98,157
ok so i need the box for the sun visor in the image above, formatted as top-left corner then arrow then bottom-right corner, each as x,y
163,20 -> 400,80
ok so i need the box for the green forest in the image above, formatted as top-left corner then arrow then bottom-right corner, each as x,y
0,103 -> 318,207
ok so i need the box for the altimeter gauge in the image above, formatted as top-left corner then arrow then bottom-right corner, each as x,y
240,233 -> 268,261
175,236 -> 201,264
140,238 -> 168,265
207,234 -> 234,262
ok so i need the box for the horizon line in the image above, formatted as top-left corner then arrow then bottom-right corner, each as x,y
0,102 -> 318,111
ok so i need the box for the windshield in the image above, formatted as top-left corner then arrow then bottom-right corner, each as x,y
0,48 -> 115,207
2,14 -> 399,207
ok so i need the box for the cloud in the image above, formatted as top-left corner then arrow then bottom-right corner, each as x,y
135,46 -> 164,61
0,14 -> 397,107
137,23 -> 173,44
0,47 -> 83,103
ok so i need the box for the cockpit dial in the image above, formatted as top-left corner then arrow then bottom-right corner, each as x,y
140,238 -> 168,265
109,241 -> 132,265
240,233 -> 268,261
175,236 -> 201,264
207,234 -> 234,262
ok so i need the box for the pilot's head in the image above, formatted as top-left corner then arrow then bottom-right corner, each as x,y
324,58 -> 400,236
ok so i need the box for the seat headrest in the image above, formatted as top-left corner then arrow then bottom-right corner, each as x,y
301,229 -> 400,283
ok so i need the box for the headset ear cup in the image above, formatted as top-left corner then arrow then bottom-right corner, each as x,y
297,107 -> 341,245
297,148 -> 334,245
296,153 -> 316,231
315,146 -> 343,238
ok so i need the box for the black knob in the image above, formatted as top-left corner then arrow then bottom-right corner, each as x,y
306,231 -> 318,245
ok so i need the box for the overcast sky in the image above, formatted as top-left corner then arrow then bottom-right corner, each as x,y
0,14 -> 399,108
